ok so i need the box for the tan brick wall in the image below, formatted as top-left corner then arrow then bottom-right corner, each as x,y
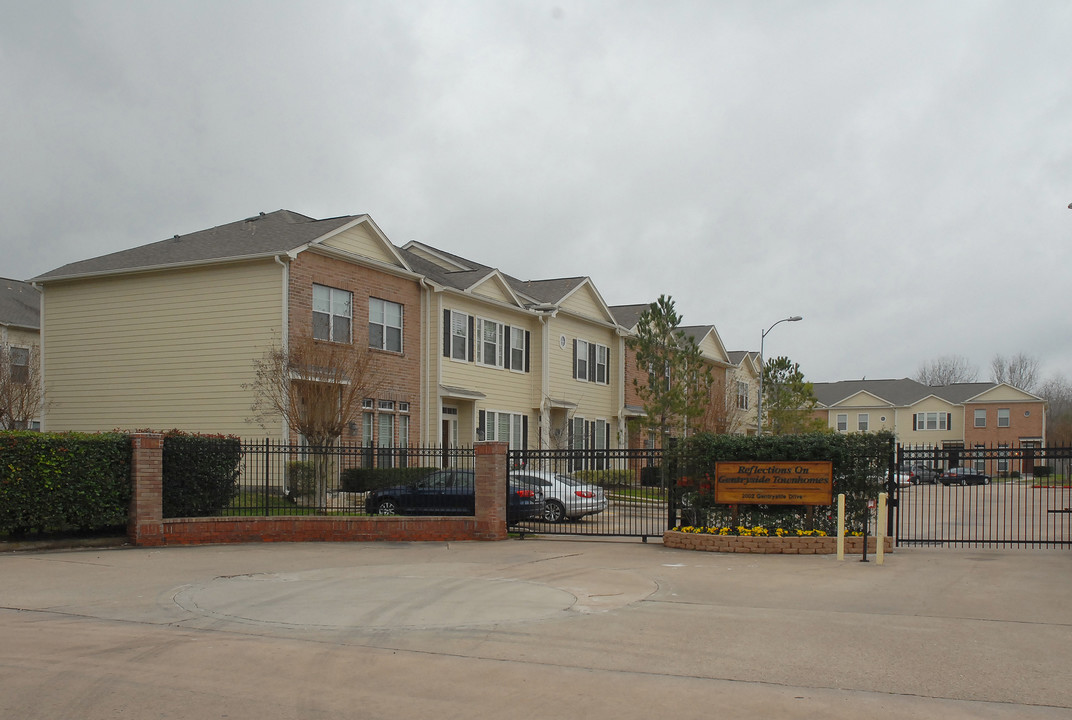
662,531 -> 894,554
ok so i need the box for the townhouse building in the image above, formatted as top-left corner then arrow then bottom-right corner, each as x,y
1,278 -> 43,429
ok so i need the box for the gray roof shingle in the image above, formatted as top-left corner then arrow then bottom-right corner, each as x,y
33,210 -> 362,281
0,278 -> 40,329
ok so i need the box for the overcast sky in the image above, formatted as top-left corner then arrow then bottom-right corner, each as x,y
3,1 -> 1070,384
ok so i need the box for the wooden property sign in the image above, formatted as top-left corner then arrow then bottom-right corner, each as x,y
714,461 -> 833,505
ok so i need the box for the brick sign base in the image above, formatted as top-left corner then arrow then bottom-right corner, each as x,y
663,530 -> 894,555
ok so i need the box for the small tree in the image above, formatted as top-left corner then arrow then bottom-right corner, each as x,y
1039,375 -> 1072,446
0,344 -> 44,430
761,356 -> 825,435
915,355 -> 979,386
627,295 -> 714,448
247,334 -> 382,505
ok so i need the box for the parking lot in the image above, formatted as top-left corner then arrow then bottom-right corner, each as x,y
2,538 -> 1071,719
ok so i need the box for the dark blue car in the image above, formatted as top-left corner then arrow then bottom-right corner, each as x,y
365,469 -> 543,523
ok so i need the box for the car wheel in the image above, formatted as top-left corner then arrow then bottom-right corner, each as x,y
543,500 -> 566,523
376,499 -> 398,515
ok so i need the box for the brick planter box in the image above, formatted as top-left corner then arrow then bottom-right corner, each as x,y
663,530 -> 893,555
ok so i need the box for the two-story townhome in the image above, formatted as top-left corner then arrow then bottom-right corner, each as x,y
813,379 -> 1046,452
726,350 -> 761,436
1,278 -> 43,429
401,241 -> 626,453
33,210 -> 423,443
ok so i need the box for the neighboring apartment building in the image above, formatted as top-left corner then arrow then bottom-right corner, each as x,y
726,350 -> 761,436
0,278 -> 43,429
813,379 -> 1046,450
33,211 -> 423,442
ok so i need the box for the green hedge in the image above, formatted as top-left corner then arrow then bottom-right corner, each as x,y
672,431 -> 894,533
340,466 -> 439,492
0,432 -> 132,537
162,432 -> 242,518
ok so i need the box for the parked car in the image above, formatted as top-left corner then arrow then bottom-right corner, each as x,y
904,464 -> 940,484
892,472 -> 914,487
365,469 -> 544,523
939,467 -> 991,486
509,469 -> 608,523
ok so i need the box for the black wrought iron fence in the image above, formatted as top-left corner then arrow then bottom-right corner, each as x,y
508,448 -> 670,538
895,444 -> 1072,547
224,441 -> 475,517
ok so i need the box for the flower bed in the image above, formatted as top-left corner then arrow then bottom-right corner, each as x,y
664,527 -> 893,554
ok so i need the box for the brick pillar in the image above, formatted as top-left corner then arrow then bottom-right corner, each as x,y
474,442 -> 508,540
128,433 -> 164,546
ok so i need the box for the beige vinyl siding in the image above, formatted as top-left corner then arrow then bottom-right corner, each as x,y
900,399 -> 961,445
838,392 -> 888,408
546,314 -> 618,419
43,260 -> 284,438
3,326 -> 39,349
439,295 -> 539,417
559,284 -> 610,321
968,385 -> 1039,403
319,223 -> 399,266
470,276 -> 515,304
695,334 -> 729,364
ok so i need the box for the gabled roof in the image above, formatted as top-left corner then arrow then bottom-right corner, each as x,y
813,378 -> 1044,409
681,325 -> 731,365
33,210 -> 390,282
0,277 -> 40,330
727,350 -> 758,366
608,303 -> 650,331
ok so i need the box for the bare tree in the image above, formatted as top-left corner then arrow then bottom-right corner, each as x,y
915,355 -> 979,386
0,344 -> 44,430
246,334 -> 383,505
990,353 -> 1041,392
1039,375 -> 1072,446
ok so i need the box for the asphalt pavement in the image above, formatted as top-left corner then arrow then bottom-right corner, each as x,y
1,538 -> 1070,719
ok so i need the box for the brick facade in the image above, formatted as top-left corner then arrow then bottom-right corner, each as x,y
288,253 -> 422,444
962,401 -> 1045,446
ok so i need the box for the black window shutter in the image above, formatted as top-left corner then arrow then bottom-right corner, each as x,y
503,325 -> 511,370
522,415 -> 528,450
604,421 -> 610,449
478,410 -> 486,441
524,331 -> 530,373
467,316 -> 475,361
588,343 -> 597,382
572,340 -> 578,379
604,347 -> 611,384
443,310 -> 451,357
947,413 -> 952,430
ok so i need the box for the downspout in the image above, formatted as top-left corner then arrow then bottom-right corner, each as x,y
418,276 -> 433,446
30,281 -> 44,432
274,255 -> 290,443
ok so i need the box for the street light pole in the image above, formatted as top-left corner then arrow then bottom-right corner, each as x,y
757,315 -> 803,436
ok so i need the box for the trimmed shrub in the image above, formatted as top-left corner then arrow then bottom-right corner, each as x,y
571,468 -> 633,488
0,431 -> 131,536
672,431 -> 894,534
161,432 -> 241,518
286,461 -> 317,499
1034,465 -> 1053,478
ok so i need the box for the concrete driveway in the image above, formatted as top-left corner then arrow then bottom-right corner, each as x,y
1,539 -> 1070,719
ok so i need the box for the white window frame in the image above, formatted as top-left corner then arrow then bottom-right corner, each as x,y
575,340 -> 589,380
369,297 -> 403,353
9,346 -> 30,384
836,414 -> 847,432
736,381 -> 749,410
476,318 -> 504,368
858,413 -> 869,432
312,284 -> 352,343
997,408 -> 1010,428
975,409 -> 986,428
485,410 -> 524,450
509,327 -> 526,372
449,310 -> 469,361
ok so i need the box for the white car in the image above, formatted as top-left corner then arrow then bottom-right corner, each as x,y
509,470 -> 608,523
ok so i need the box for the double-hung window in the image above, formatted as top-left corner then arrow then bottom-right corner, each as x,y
574,339 -> 610,384
475,318 -> 503,367
997,408 -> 1010,428
313,284 -> 352,343
975,409 -> 986,428
10,347 -> 30,384
449,310 -> 470,361
836,414 -> 847,432
736,381 -> 749,410
509,327 -> 526,371
857,413 -> 869,432
369,298 -> 403,353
